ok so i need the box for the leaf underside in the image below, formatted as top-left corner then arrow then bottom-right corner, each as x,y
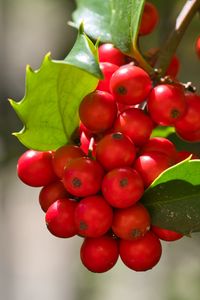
142,159 -> 200,235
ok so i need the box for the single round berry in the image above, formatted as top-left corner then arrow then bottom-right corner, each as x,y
17,150 -> 57,187
102,168 -> 144,208
139,2 -> 159,36
119,232 -> 162,271
63,157 -> 104,197
98,43 -> 126,66
75,195 -> 113,238
110,64 -> 152,105
152,225 -> 183,241
96,62 -> 119,93
80,235 -> 119,273
134,152 -> 173,187
112,203 -> 151,240
175,93 -> 200,135
113,107 -> 154,146
52,144 -> 84,178
39,180 -> 69,212
79,90 -> 117,133
176,151 -> 199,163
96,132 -> 136,171
147,84 -> 186,126
175,128 -> 200,142
140,137 -> 177,163
45,198 -> 78,238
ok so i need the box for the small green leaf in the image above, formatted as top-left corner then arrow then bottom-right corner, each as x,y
10,30 -> 102,151
142,159 -> 200,235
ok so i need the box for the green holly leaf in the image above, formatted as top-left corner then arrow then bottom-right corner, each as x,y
10,28 -> 102,151
142,159 -> 200,235
72,0 -> 112,43
73,0 -> 145,54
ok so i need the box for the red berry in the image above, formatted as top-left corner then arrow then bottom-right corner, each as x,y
80,235 -> 119,273
152,225 -> 183,241
176,151 -> 199,163
175,93 -> 200,137
96,62 -> 119,93
113,108 -> 154,146
17,150 -> 57,187
110,64 -> 152,105
134,152 -> 173,187
112,203 -> 151,240
63,157 -> 104,197
96,132 -> 136,171
147,84 -> 186,126
52,145 -> 84,178
102,168 -> 144,208
119,232 -> 162,271
98,43 -> 126,66
39,180 -> 69,212
140,137 -> 177,163
139,2 -> 159,36
75,195 -> 113,238
166,55 -> 180,78
79,90 -> 117,133
175,128 -> 200,142
45,198 -> 78,238
195,35 -> 200,59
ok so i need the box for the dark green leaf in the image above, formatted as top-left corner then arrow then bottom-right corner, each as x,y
72,0 -> 112,43
142,159 -> 200,234
72,0 -> 146,54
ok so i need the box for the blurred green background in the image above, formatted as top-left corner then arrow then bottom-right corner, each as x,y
0,1 -> 200,300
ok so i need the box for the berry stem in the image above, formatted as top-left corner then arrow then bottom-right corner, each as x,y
155,0 -> 200,76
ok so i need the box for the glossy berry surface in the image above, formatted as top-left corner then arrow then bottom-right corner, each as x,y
119,232 -> 162,271
63,157 -> 104,197
39,180 -> 69,212
140,137 -> 177,163
114,108 -> 154,146
175,93 -> 200,138
45,198 -> 78,238
17,150 -> 57,187
96,62 -> 119,93
75,195 -> 113,237
134,152 -> 173,187
80,235 -> 119,273
96,132 -> 136,171
152,225 -> 183,241
52,144 -> 84,178
110,64 -> 152,105
112,203 -> 151,240
102,168 -> 144,208
98,43 -> 126,66
147,84 -> 186,126
79,90 -> 117,133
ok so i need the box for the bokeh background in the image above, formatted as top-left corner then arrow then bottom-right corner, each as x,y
0,1 -> 200,299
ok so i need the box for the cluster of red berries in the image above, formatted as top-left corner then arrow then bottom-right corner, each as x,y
17,42 -> 199,273
16,2 -> 200,273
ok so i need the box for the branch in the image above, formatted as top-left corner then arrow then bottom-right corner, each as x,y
155,0 -> 200,76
